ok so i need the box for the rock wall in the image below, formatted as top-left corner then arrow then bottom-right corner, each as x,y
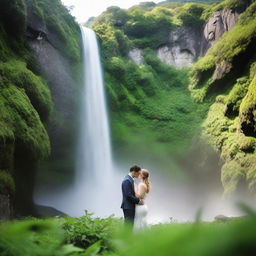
0,0 -> 82,219
128,9 -> 240,69
204,9 -> 239,45
156,26 -> 207,68
25,2 -> 82,210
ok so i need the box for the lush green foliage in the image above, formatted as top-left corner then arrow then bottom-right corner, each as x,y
93,2 -> 209,51
189,1 -> 256,102
1,211 -> 256,256
164,0 -> 222,3
105,52 -> 208,172
0,59 -> 52,160
0,0 -> 82,200
91,2 -> 214,174
0,214 -> 121,256
213,0 -> 252,11
62,212 -> 121,253
191,0 -> 256,193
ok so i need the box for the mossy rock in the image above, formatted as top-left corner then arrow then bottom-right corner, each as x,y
26,0 -> 81,63
189,2 -> 256,101
203,93 -> 256,194
0,83 -> 50,160
0,60 -> 52,121
239,76 -> 256,137
225,77 -> 250,117
0,170 -> 15,196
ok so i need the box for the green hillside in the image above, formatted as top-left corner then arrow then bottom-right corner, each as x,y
92,0 -> 256,192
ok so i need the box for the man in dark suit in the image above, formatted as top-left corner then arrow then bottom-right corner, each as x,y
121,164 -> 144,225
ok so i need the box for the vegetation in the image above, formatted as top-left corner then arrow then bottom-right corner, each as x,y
62,212 -> 121,253
0,0 -> 81,207
92,3 -> 211,174
92,0 -> 256,192
189,1 -> 256,102
189,1 -> 256,194
1,211 -> 256,256
93,2 -> 209,51
0,21 -> 52,166
26,0 -> 81,63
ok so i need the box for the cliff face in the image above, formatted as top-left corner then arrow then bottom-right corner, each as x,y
190,0 -> 256,194
204,9 -> 239,44
156,26 -> 207,67
128,6 -> 241,68
0,0 -> 82,219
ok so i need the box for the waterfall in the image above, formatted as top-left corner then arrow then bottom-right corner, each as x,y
34,26 -> 121,218
78,27 -> 112,182
71,26 -> 120,217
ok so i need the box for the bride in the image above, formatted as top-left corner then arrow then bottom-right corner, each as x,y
134,169 -> 151,231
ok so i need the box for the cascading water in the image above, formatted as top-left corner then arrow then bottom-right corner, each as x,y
73,26 -> 119,216
35,26 -> 121,218
78,27 -> 112,182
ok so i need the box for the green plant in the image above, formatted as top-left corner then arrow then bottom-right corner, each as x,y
62,212 -> 121,253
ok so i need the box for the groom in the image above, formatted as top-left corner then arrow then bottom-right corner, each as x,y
121,164 -> 144,225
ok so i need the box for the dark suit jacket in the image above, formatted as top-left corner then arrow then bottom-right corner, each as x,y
121,175 -> 140,210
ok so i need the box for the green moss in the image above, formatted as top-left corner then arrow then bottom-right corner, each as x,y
107,59 -> 208,170
189,2 -> 256,101
0,56 -> 51,160
93,2 -> 209,51
0,170 -> 15,195
214,0 -> 252,12
239,1 -> 256,25
239,76 -> 256,115
27,0 -> 81,64
0,85 -> 50,160
94,0 -> 256,191
93,23 -> 121,58
225,77 -> 250,116
175,3 -> 206,27
203,97 -> 256,194
0,60 -> 52,120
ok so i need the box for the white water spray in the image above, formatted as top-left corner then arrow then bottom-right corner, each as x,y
69,26 -> 121,216
77,27 -> 112,182
64,26 -> 123,217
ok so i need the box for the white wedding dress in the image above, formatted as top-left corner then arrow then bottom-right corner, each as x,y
134,183 -> 148,232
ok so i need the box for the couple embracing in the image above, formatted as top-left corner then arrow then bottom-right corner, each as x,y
121,164 -> 151,231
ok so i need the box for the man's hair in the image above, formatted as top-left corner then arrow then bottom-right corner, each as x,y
130,164 -> 141,173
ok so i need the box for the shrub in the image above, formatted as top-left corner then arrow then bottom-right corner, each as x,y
62,212 -> 121,253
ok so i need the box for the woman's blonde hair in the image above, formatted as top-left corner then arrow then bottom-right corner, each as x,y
141,169 -> 150,193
